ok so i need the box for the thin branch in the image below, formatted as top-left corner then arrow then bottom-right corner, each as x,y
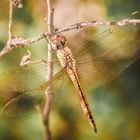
56,19 -> 140,32
0,19 -> 140,58
2,0 -> 14,56
43,0 -> 54,140
8,0 -> 13,41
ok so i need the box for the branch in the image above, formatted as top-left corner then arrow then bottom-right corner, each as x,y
3,0 -> 14,57
8,0 -> 13,41
0,19 -> 140,58
43,0 -> 54,140
56,19 -> 140,32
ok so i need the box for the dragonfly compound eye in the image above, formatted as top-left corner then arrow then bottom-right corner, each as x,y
56,42 -> 65,50
60,41 -> 65,46
51,34 -> 67,50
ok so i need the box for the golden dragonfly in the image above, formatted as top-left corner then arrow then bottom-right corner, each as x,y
0,25 -> 140,133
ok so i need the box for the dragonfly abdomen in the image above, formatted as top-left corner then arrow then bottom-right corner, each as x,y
68,68 -> 97,133
57,46 -> 97,132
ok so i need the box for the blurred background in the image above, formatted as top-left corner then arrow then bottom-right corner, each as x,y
0,0 -> 140,140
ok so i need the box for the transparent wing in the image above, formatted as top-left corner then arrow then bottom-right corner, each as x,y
74,25 -> 140,91
0,68 -> 66,118
0,59 -> 61,91
0,58 -> 63,117
0,60 -> 47,80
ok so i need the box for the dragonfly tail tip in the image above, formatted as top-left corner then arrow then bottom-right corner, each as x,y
94,127 -> 97,133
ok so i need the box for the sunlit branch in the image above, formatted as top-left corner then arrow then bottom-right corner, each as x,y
0,0 -> 14,59
8,0 -> 13,41
0,19 -> 140,58
43,0 -> 54,140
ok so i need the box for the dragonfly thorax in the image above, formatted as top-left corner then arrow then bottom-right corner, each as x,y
57,47 -> 76,70
51,34 -> 66,50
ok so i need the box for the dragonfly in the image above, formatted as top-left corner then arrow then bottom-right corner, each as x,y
0,25 -> 140,133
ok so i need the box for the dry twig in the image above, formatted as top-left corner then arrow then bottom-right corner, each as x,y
43,1 -> 54,140
0,19 -> 140,58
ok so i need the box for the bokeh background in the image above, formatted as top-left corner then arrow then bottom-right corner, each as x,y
0,0 -> 140,140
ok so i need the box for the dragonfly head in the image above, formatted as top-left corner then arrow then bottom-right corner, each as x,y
51,34 -> 67,50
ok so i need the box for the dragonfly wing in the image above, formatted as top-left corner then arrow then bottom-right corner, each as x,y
0,59 -> 61,95
0,68 -> 65,118
75,25 -> 140,91
0,61 -> 47,83
1,92 -> 44,118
